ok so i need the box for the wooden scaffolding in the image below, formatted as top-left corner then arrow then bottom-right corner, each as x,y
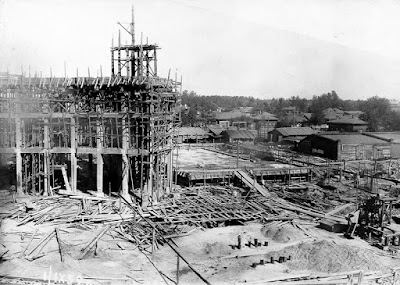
0,16 -> 180,207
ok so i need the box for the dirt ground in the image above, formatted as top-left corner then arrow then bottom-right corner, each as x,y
2,150 -> 400,284
1,193 -> 400,285
176,148 -> 293,170
175,148 -> 254,169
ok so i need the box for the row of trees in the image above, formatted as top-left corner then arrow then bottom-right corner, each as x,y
180,90 -> 400,132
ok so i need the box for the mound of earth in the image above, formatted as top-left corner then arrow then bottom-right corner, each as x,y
261,223 -> 307,243
268,240 -> 384,273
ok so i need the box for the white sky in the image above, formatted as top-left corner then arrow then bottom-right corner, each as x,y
1,0 -> 400,100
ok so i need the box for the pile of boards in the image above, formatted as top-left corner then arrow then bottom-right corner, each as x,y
5,188 -> 278,252
4,185 -> 351,260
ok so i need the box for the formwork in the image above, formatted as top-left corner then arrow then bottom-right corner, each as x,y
0,17 -> 180,207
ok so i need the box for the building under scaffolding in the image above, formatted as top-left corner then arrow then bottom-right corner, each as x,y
0,14 -> 180,207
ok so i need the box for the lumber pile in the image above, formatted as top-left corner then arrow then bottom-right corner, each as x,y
4,183 -> 351,256
7,195 -> 134,226
6,188 -> 277,252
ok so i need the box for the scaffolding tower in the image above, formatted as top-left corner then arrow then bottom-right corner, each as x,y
0,12 -> 181,207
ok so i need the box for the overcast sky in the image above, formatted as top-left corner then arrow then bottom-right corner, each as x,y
1,0 -> 400,100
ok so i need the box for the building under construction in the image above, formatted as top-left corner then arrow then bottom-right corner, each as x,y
0,14 -> 180,207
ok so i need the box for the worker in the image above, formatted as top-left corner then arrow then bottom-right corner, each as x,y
354,172 -> 360,188
10,185 -> 16,203
345,209 -> 360,238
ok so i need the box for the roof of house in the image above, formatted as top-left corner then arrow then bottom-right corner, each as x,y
176,127 -> 208,138
303,113 -> 313,120
344,110 -> 363,116
283,136 -> 308,143
323,107 -> 344,114
281,113 -> 309,123
223,130 -> 256,140
324,113 -> 341,121
368,132 -> 400,143
327,117 -> 368,125
252,112 -> 278,121
314,133 -> 390,145
271,127 -> 315,137
214,110 -> 247,120
207,125 -> 225,136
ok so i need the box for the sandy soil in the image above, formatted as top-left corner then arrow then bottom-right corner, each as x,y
1,200 -> 400,285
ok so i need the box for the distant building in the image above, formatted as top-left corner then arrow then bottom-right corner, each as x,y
221,129 -> 255,144
175,127 -> 208,143
218,120 -> 230,129
322,108 -> 364,123
366,132 -> 400,158
213,109 -> 249,121
278,107 -> 312,127
251,111 -> 278,139
280,113 -> 311,127
327,117 -> 368,132
207,125 -> 225,143
231,121 -> 248,130
282,106 -> 297,115
212,109 -> 251,129
268,127 -> 316,144
298,133 -> 391,160
323,108 -> 345,122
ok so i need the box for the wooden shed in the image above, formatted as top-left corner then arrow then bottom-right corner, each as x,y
221,130 -> 255,144
298,133 -> 391,160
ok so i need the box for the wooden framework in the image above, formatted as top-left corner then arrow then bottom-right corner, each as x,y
0,40 -> 180,208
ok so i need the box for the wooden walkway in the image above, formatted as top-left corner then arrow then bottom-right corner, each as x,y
234,170 -> 270,198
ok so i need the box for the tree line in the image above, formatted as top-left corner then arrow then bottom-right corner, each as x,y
180,90 -> 400,132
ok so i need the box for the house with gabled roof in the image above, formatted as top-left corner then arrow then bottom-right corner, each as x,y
298,133 -> 391,160
268,127 -> 316,143
327,117 -> 368,132
222,129 -> 255,144
251,111 -> 278,139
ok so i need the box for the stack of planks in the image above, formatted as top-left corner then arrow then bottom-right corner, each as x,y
6,185 -> 350,255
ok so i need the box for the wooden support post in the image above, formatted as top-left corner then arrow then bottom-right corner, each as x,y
96,118 -> 104,197
121,113 -> 129,198
372,159 -> 377,194
175,146 -> 179,185
70,106 -> 77,193
167,151 -> 173,194
55,228 -> 64,262
236,140 -> 239,168
15,116 -> 23,195
43,116 -> 50,196
61,167 -> 72,192
176,254 -> 180,285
